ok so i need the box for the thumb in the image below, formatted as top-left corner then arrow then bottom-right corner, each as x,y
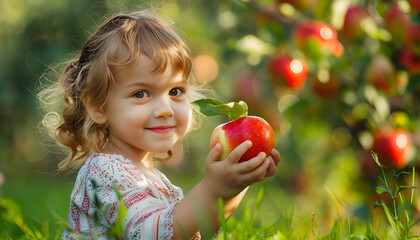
206,143 -> 222,163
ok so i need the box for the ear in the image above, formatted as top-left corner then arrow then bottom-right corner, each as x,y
85,104 -> 108,125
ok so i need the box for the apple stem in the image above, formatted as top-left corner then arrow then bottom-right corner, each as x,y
191,98 -> 249,121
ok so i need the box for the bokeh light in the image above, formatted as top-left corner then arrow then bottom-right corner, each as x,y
194,54 -> 219,83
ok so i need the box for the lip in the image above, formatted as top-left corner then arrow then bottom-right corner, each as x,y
146,126 -> 175,133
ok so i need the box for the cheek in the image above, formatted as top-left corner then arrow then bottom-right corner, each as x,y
175,103 -> 191,130
125,110 -> 149,126
108,102 -> 148,129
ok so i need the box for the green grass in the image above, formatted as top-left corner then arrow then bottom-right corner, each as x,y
2,153 -> 420,239
0,173 -> 74,239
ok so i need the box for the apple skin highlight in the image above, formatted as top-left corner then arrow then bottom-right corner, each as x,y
210,116 -> 275,163
371,130 -> 411,169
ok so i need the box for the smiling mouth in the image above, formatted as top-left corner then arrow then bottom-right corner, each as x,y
146,126 -> 175,133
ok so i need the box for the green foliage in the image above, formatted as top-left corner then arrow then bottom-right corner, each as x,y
0,197 -> 59,240
2,0 -> 420,239
192,98 -> 249,121
371,151 -> 418,239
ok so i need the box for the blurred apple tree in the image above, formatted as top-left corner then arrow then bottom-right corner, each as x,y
2,0 -> 420,237
200,0 -> 420,230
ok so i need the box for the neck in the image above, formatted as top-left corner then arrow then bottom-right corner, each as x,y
103,140 -> 154,169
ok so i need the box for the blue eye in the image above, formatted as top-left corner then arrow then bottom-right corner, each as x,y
169,88 -> 184,96
133,90 -> 149,98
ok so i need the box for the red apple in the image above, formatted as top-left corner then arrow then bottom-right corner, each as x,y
371,129 -> 411,169
311,75 -> 340,100
384,4 -> 410,44
405,25 -> 420,56
408,0 -> 420,14
232,71 -> 262,110
232,71 -> 281,132
340,5 -> 370,44
365,55 -> 396,93
210,116 -> 275,162
268,55 -> 308,89
293,20 -> 344,60
191,99 -> 276,163
400,48 -> 420,74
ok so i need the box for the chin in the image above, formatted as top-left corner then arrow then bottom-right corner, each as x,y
142,135 -> 183,154
153,148 -> 172,154
147,142 -> 175,154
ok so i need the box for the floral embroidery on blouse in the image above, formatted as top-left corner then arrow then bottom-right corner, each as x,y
62,153 -> 195,240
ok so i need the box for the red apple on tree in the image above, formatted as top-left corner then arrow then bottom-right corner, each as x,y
400,47 -> 420,74
340,5 -> 370,44
408,0 -> 420,14
268,55 -> 308,90
311,75 -> 340,100
293,20 -> 344,61
232,70 -> 262,110
232,71 -> 281,132
371,129 -> 411,169
191,99 -> 275,163
384,3 -> 410,44
365,55 -> 396,93
405,25 -> 420,56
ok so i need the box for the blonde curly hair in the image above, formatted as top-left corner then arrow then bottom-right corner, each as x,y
39,10 -> 204,173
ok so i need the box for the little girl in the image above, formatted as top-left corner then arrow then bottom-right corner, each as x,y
40,10 -> 280,239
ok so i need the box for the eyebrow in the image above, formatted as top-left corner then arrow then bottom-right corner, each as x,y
124,79 -> 187,89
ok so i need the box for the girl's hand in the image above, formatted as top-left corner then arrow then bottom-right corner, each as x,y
172,141 -> 280,237
202,140 -> 272,200
264,148 -> 280,178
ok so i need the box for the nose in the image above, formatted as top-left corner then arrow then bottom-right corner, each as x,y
153,97 -> 174,119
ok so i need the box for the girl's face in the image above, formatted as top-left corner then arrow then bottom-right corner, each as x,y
102,55 -> 190,158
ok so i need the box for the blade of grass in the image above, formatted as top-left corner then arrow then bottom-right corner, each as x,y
250,180 -> 266,227
0,197 -> 43,239
411,167 -> 416,219
218,197 -> 228,240
375,154 -> 399,223
398,192 -> 410,236
381,200 -> 399,238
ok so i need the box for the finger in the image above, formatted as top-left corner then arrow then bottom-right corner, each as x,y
264,156 -> 276,177
206,143 -> 222,163
225,140 -> 253,164
240,158 -> 270,185
237,151 -> 266,174
270,149 -> 281,166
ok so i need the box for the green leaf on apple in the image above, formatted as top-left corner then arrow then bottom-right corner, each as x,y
191,98 -> 248,121
190,98 -> 225,116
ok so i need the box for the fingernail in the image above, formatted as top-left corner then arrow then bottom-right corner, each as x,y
247,140 -> 253,146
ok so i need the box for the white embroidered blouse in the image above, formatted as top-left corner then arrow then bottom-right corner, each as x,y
62,153 -> 198,240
